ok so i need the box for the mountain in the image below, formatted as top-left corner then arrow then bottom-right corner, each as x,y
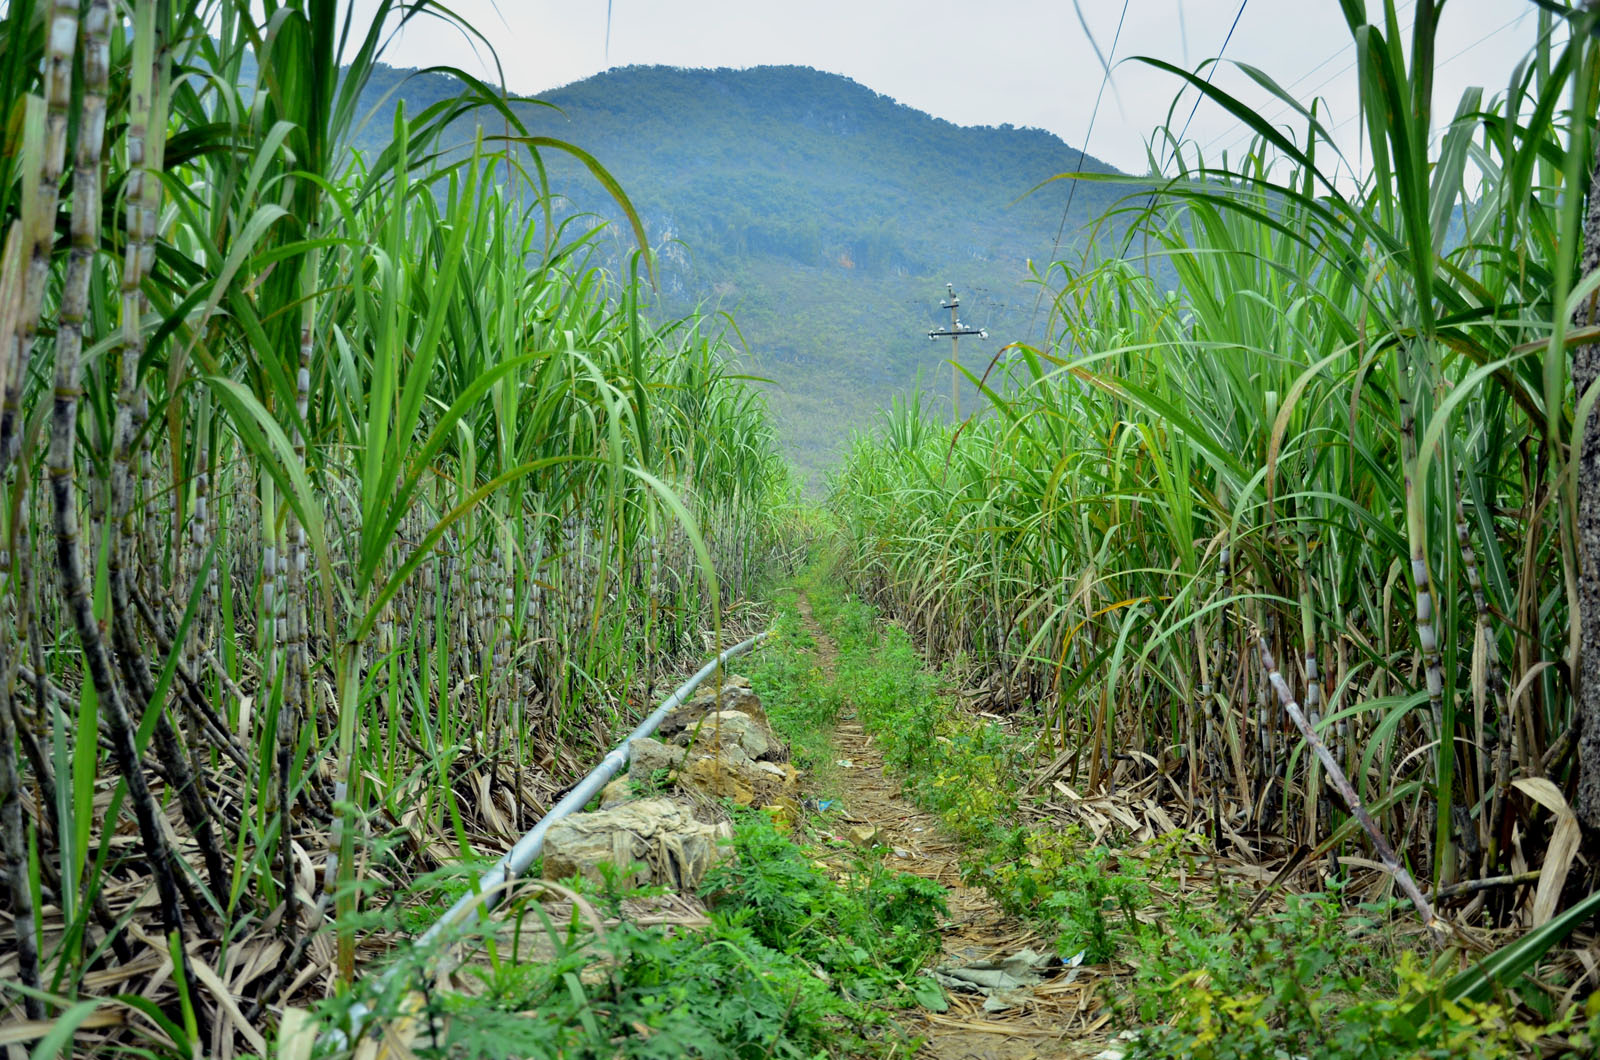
357,63 -> 1139,484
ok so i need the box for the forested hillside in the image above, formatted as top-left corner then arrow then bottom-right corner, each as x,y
355,62 -> 1135,482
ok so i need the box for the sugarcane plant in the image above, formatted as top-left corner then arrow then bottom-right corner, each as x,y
0,0 -> 793,1049
832,0 -> 1598,917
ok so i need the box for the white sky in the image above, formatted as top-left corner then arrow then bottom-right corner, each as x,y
357,0 -> 1551,178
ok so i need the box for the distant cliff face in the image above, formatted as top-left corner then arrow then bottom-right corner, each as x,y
356,62 -> 1136,484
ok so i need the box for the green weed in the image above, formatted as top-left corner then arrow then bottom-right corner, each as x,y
701,810 -> 947,1003
744,586 -> 844,772
398,857 -> 501,934
335,809 -> 941,1058
419,914 -> 873,1059
1124,886 -> 1575,1060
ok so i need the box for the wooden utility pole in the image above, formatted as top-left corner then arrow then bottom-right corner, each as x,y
927,283 -> 986,420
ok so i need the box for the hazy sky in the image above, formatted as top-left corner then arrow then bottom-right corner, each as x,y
361,1 -> 1550,177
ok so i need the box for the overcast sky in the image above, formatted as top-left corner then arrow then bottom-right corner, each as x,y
360,1 -> 1550,177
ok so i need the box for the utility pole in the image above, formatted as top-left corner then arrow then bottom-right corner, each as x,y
927,283 -> 986,420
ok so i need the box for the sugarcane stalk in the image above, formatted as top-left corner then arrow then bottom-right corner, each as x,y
1455,476 -> 1512,872
1396,339 -> 1454,882
0,218 -> 21,458
104,78 -> 228,899
1258,636 -> 1441,935
0,7 -> 72,479
0,223 -> 32,995
47,0 -> 197,979
103,21 -> 227,899
0,539 -> 42,1018
14,514 -> 60,846
108,582 -> 227,918
1296,516 -> 1325,843
13,511 -> 137,970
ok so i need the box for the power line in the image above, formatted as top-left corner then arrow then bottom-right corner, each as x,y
1169,0 -> 1251,167
1027,0 -> 1251,344
1199,0 -> 1419,162
1324,13 -> 1540,145
1025,0 -> 1131,343
1209,3 -> 1534,171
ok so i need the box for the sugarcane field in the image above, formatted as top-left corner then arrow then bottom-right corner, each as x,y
3,1 -> 1600,1057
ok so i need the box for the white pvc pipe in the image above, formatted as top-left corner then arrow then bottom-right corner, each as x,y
328,630 -> 768,1048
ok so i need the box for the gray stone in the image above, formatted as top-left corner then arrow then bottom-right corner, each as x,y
661,681 -> 768,738
628,736 -> 685,780
599,777 -> 632,809
541,797 -> 730,890
671,709 -> 772,761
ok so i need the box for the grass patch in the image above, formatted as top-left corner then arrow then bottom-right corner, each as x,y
402,912 -> 890,1059
704,809 -> 948,1006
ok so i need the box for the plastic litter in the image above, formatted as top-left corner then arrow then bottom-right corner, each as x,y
931,947 -> 1076,1013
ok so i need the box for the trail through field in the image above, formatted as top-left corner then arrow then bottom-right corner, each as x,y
794,594 -> 1108,1060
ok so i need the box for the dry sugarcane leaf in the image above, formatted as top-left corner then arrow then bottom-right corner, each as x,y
1143,798 -> 1180,836
401,804 -> 425,845
1560,943 -> 1600,1011
1512,777 -> 1582,928
187,947 -> 267,1056
922,1012 -> 1067,1036
292,838 -> 317,898
360,992 -> 428,1060
472,771 -> 510,835
1100,801 -> 1141,834
80,950 -> 165,992
277,1008 -> 318,1060
230,938 -> 286,995
286,933 -> 336,1000
0,1011 -> 125,1044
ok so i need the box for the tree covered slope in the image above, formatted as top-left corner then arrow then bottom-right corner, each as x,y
359,62 -> 1137,483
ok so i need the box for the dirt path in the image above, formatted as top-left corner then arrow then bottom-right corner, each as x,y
795,594 -> 1105,1060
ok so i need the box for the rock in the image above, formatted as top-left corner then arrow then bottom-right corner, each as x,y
542,798 -> 731,890
599,777 -> 632,809
672,709 -> 772,760
628,736 -> 686,780
661,680 -> 768,737
763,795 -> 803,833
847,824 -> 881,848
1091,1030 -> 1141,1060
705,684 -> 767,723
624,678 -> 799,809
753,760 -> 801,789
675,753 -> 799,807
630,740 -> 796,809
680,755 -> 757,805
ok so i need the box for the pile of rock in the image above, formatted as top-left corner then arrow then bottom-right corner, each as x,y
630,675 -> 799,807
541,673 -> 798,891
